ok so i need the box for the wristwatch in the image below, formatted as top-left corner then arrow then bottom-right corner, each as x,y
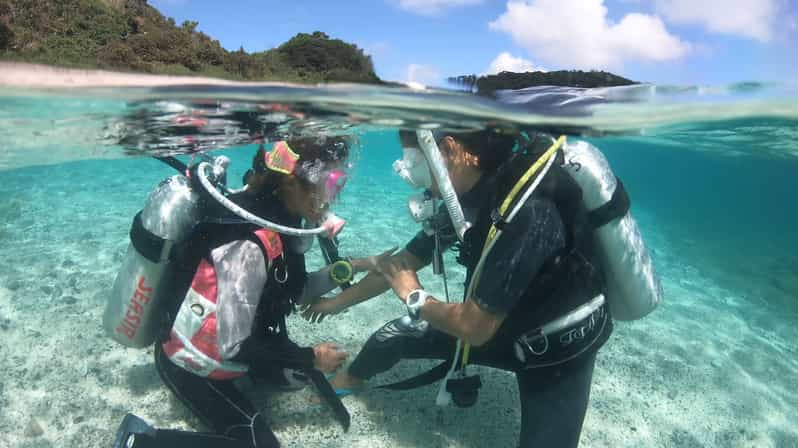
329,259 -> 354,285
406,289 -> 431,320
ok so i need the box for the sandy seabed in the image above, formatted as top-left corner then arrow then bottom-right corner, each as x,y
0,151 -> 797,448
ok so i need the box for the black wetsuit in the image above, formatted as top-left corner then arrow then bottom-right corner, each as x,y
347,168 -> 613,448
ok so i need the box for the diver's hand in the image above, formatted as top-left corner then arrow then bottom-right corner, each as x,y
312,343 -> 348,373
300,298 -> 344,324
350,247 -> 398,273
376,256 -> 421,303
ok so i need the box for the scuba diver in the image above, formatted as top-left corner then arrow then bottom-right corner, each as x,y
106,137 -> 373,447
302,129 -> 662,447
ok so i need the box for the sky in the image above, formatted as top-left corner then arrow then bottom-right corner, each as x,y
150,0 -> 797,87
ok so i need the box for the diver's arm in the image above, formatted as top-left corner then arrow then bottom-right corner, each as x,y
297,266 -> 338,305
384,199 -> 565,346
211,240 -> 342,371
305,249 -> 427,317
381,265 -> 504,346
376,251 -> 505,346
331,271 -> 390,308
234,335 -> 316,370
417,298 -> 505,347
340,249 -> 426,306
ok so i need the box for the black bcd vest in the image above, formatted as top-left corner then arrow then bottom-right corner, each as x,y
454,149 -> 607,349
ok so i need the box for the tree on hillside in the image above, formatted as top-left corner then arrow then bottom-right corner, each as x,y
276,31 -> 379,82
181,20 -> 197,33
0,16 -> 12,50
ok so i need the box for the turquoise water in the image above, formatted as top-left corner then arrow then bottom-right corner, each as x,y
0,80 -> 797,447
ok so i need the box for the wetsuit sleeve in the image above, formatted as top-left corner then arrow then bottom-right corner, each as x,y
405,231 -> 436,264
472,198 -> 566,315
212,239 -> 269,360
213,239 -> 316,370
405,205 -> 459,265
298,267 -> 338,304
234,335 -> 316,371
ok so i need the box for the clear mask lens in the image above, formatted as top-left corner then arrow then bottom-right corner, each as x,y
322,169 -> 347,204
306,168 -> 348,212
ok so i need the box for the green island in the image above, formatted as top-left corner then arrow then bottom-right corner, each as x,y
0,0 -> 381,83
448,70 -> 639,95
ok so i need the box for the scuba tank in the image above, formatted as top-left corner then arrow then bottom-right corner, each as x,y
103,157 -> 229,348
561,139 -> 663,321
103,174 -> 203,348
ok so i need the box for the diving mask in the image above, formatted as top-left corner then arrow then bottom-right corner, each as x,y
193,140 -> 348,239
266,141 -> 348,203
265,140 -> 349,217
320,168 -> 347,205
393,147 -> 432,190
300,170 -> 347,239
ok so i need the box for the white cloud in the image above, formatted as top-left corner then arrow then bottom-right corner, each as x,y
487,52 -> 543,74
655,0 -> 778,42
396,0 -> 483,16
489,0 -> 689,70
406,64 -> 442,87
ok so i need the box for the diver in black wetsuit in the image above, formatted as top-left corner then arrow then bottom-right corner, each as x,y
112,137 -> 373,448
304,130 -> 613,447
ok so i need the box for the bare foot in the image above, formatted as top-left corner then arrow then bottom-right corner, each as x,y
330,370 -> 365,391
310,370 -> 365,404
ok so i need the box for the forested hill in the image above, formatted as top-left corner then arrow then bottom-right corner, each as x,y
0,0 -> 381,83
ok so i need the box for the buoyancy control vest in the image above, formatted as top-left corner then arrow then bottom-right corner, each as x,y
460,136 -> 662,371
380,137 -> 660,401
453,144 -> 608,359
377,138 -> 613,401
162,226 -> 292,380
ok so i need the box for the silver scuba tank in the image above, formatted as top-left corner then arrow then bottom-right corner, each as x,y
103,174 -> 202,348
561,140 -> 663,321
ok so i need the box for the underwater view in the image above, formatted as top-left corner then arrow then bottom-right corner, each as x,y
0,65 -> 797,448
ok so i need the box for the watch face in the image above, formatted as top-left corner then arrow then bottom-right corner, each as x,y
331,260 -> 353,283
408,290 -> 421,304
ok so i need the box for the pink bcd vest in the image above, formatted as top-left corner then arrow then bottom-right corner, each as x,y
161,228 -> 283,379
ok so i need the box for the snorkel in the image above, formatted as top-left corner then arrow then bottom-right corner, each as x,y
194,140 -> 347,238
415,130 -> 471,241
393,130 -> 471,240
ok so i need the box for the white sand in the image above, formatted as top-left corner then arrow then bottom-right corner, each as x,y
0,62 -> 291,89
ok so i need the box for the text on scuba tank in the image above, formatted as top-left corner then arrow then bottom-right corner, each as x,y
116,276 -> 153,340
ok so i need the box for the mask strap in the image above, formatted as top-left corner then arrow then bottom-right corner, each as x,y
265,141 -> 300,174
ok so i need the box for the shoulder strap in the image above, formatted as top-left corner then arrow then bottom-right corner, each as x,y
252,228 -> 284,262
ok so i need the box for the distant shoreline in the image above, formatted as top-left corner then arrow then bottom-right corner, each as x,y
449,70 -> 639,95
0,62 -> 304,89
